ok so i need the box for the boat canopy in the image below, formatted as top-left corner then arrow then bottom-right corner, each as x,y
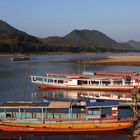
86,101 -> 119,108
0,101 -> 72,109
47,101 -> 72,108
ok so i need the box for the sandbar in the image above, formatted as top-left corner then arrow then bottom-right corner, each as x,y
75,56 -> 140,66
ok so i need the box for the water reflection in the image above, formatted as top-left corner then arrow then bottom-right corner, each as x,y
0,130 -> 131,140
32,88 -> 135,119
32,88 -> 131,102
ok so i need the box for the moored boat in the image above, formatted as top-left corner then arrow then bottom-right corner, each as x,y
31,71 -> 140,91
0,101 -> 136,132
11,55 -> 30,61
79,94 -> 133,102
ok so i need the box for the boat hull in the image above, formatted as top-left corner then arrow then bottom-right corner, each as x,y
0,121 -> 133,132
34,82 -> 137,91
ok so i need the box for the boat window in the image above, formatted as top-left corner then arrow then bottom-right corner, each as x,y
58,80 -> 64,84
125,79 -> 132,84
48,79 -> 53,83
36,77 -> 43,81
91,81 -> 99,84
113,80 -> 122,84
6,113 -> 12,118
44,78 -> 47,82
82,80 -> 87,84
33,77 -> 36,81
88,109 -> 100,115
78,80 -> 82,85
102,80 -> 111,85
101,108 -> 112,118
77,80 -> 88,85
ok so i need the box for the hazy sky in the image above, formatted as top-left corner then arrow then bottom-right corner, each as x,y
0,0 -> 140,42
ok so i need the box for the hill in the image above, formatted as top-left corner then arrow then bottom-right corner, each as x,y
128,40 -> 140,50
64,29 -> 116,45
42,29 -> 133,52
0,19 -> 42,53
0,19 -> 134,53
0,20 -> 19,34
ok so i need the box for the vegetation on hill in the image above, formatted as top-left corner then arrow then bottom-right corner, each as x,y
0,19 -> 135,53
127,40 -> 140,50
42,29 -> 133,52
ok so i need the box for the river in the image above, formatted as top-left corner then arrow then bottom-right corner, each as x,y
0,52 -> 140,140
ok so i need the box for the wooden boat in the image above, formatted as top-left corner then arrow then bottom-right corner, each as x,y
0,101 -> 136,132
31,71 -> 140,91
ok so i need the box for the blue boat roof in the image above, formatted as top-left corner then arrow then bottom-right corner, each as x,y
86,101 -> 119,108
33,102 -> 50,106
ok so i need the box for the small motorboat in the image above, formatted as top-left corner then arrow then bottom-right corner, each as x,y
11,55 -> 30,61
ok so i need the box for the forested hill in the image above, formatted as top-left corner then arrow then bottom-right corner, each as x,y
0,19 -> 42,52
43,29 -> 133,52
0,19 -> 134,53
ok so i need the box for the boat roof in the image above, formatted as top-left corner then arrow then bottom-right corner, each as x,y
47,101 -> 72,108
0,101 -> 72,109
46,72 -> 140,80
0,101 -> 119,109
86,101 -> 119,108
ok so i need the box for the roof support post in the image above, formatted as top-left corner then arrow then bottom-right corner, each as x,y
71,107 -> 73,118
4,108 -> 6,118
46,108 -> 48,118
19,108 -> 21,118
69,108 -> 71,118
24,108 -> 26,118
42,108 -> 44,124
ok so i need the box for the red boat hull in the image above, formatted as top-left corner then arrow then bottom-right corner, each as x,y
0,122 -> 133,133
35,82 -> 138,91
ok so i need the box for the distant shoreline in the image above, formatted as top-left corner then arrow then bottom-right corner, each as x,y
0,51 -> 137,56
1,52 -> 140,66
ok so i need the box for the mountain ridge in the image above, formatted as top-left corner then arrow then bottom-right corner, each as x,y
0,19 -> 20,34
0,19 -> 135,53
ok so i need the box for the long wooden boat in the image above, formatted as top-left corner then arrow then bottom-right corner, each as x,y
31,71 -> 140,91
0,101 -> 136,132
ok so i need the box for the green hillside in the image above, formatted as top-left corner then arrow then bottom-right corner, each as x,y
42,29 -> 133,52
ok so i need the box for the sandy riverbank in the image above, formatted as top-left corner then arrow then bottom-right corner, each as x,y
75,56 -> 140,66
